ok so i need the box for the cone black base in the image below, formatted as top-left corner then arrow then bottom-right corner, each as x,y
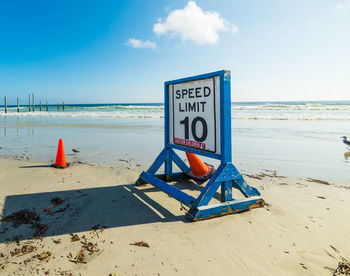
51,163 -> 70,169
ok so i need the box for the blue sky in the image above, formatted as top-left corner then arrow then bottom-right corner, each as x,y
0,0 -> 349,104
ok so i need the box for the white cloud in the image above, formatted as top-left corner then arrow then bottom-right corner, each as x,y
127,38 -> 156,49
335,1 -> 350,9
153,1 -> 238,45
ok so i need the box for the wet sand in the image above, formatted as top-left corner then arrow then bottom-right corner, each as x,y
0,156 -> 349,275
1,115 -> 350,183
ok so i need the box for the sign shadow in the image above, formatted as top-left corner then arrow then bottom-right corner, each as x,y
0,184 -> 180,244
139,179 -> 222,202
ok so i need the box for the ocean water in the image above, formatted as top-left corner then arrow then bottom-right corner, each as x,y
1,101 -> 350,183
2,101 -> 350,120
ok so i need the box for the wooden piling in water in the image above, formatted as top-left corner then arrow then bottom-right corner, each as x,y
17,97 -> 19,112
57,103 -> 59,111
40,101 -> 42,111
29,94 -> 30,112
63,101 -> 64,111
32,93 -> 34,111
46,101 -> 48,111
4,96 -> 7,113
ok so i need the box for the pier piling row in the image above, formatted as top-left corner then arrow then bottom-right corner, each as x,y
2,94 -> 65,113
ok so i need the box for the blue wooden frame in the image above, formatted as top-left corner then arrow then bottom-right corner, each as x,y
136,70 -> 265,221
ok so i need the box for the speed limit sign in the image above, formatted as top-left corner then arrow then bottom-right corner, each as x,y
137,70 -> 265,221
168,75 -> 221,154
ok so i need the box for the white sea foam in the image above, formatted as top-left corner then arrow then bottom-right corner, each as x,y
0,111 -> 164,118
232,103 -> 350,111
232,113 -> 350,120
1,111 -> 350,120
1,102 -> 350,120
66,105 -> 164,110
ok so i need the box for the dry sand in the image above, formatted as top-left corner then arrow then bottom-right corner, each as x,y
0,156 -> 349,275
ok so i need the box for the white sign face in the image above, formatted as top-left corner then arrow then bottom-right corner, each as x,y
169,77 -> 220,154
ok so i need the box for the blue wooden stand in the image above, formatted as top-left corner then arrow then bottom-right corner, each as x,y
136,70 -> 265,221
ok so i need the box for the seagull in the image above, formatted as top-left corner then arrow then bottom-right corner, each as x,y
341,136 -> 350,149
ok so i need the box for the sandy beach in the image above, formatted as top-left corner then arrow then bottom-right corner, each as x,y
0,155 -> 349,275
1,0 -> 350,274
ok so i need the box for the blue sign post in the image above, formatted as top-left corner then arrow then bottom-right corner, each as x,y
137,70 -> 265,221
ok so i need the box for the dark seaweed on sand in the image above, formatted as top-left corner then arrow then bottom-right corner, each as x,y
1,209 -> 48,238
2,209 -> 40,228
130,241 -> 150,248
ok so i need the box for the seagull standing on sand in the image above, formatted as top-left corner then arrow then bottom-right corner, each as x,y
341,136 -> 350,149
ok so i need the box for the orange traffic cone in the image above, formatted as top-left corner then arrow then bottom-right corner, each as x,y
186,152 -> 214,182
52,139 -> 68,168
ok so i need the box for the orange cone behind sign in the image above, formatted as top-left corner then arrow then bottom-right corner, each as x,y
52,139 -> 68,168
186,152 -> 214,182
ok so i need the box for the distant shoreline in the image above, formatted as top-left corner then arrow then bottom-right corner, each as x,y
1,99 -> 350,108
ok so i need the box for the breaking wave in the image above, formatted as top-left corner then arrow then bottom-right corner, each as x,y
1,101 -> 350,120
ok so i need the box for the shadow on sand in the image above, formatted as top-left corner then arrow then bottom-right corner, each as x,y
19,165 -> 53,168
0,184 -> 183,244
0,174 -> 223,244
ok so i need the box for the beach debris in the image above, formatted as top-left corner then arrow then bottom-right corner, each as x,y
63,272 -> 73,276
2,209 -> 40,228
10,244 -> 37,257
242,173 -> 262,180
70,234 -> 80,242
339,185 -> 350,190
69,235 -> 101,264
330,245 -> 340,254
306,178 -> 331,185
41,198 -> 65,215
53,204 -> 70,214
42,205 -> 55,214
264,202 -> 271,211
69,248 -> 87,264
0,262 -> 7,270
296,182 -> 308,187
130,241 -> 150,248
119,158 -> 129,163
81,239 -> 100,254
91,224 -> 101,231
317,196 -> 326,199
51,197 -> 64,206
82,241 -> 97,253
333,258 -> 350,275
35,251 -> 51,262
1,209 -> 48,238
243,170 -> 286,180
72,148 -> 80,153
90,225 -> 101,238
262,170 -> 286,178
32,223 -> 48,237
90,224 -> 107,238
53,239 -> 61,244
